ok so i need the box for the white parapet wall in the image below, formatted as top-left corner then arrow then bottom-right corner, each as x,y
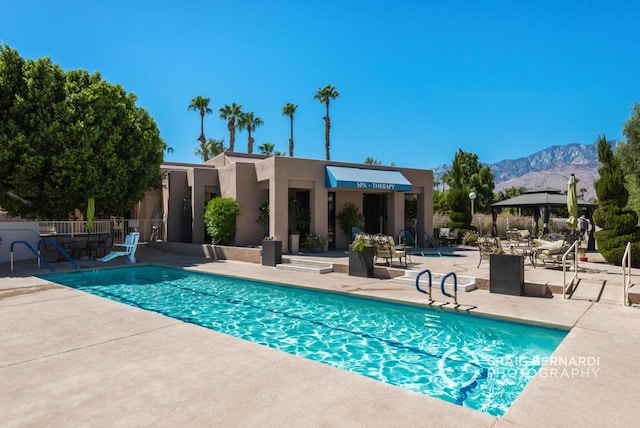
0,221 -> 41,264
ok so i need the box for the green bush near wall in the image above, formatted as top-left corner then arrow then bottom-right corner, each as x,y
204,197 -> 240,245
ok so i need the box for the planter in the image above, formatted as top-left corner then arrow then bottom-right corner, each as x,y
289,233 -> 300,254
348,246 -> 375,278
261,240 -> 282,266
489,253 -> 524,296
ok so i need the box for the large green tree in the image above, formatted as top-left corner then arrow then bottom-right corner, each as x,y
592,135 -> 640,266
281,102 -> 297,157
313,84 -> 339,160
442,149 -> 495,213
0,45 -> 166,219
445,153 -> 472,229
188,95 -> 212,147
617,103 -> 640,214
219,103 -> 242,152
237,111 -> 263,154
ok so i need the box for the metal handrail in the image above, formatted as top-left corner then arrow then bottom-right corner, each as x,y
622,242 -> 632,306
562,240 -> 580,299
415,269 -> 433,301
440,272 -> 458,305
10,240 -> 54,273
38,238 -> 81,271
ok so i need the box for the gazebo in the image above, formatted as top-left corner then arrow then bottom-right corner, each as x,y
491,188 -> 598,250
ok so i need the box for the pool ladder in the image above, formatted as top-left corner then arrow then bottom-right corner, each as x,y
415,269 -> 458,306
10,239 -> 80,273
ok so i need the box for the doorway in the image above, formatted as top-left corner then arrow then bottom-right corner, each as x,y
363,194 -> 387,234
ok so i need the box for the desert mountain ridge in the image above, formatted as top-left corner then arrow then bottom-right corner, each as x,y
432,141 -> 623,201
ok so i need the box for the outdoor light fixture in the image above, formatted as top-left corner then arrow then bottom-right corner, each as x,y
469,192 -> 477,216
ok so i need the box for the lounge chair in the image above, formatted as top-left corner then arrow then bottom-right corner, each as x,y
477,236 -> 504,268
532,237 -> 572,268
507,229 -> 530,246
373,234 -> 407,267
439,227 -> 459,246
98,232 -> 139,263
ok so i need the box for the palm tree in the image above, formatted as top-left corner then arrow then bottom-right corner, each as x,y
313,84 -> 339,160
364,157 -> 381,165
281,103 -> 298,157
237,112 -> 264,154
258,142 -> 275,155
194,137 -> 226,162
188,96 -> 213,146
219,103 -> 242,152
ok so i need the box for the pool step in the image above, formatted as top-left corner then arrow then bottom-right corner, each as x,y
276,258 -> 334,274
393,270 -> 477,292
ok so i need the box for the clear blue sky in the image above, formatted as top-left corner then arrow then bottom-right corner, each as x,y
3,0 -> 639,169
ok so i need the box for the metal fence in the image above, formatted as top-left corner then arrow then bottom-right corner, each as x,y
38,219 -> 164,243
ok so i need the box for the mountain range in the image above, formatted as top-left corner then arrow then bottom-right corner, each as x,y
432,141 -> 622,201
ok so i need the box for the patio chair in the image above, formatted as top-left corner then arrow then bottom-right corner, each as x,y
97,232 -> 139,263
532,238 -> 572,268
373,234 -> 407,267
477,236 -> 504,268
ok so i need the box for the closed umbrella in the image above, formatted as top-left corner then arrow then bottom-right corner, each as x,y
86,197 -> 95,231
566,174 -> 578,230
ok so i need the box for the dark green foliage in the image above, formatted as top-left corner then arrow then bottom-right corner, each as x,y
446,152 -> 472,228
0,45 -> 166,219
592,135 -> 640,266
204,197 -> 240,244
337,202 -> 364,235
442,149 -> 495,213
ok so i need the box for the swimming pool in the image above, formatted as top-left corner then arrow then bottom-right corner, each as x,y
41,266 -> 567,417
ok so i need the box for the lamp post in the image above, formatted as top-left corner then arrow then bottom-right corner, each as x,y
469,192 -> 477,216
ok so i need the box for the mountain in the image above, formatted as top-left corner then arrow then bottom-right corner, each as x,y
432,141 -> 622,201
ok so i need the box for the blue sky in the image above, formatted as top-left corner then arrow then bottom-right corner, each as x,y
3,0 -> 639,169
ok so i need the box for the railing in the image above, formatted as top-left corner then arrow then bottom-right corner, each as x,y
37,219 -> 164,244
38,220 -> 111,236
415,269 -> 433,301
440,272 -> 458,305
622,242 -> 632,306
562,240 -> 580,299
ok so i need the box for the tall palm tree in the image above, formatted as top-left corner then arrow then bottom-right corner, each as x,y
313,84 -> 339,160
281,103 -> 298,157
194,137 -> 226,162
364,157 -> 381,165
219,103 -> 242,152
188,96 -> 212,146
237,111 -> 264,154
258,142 -> 275,155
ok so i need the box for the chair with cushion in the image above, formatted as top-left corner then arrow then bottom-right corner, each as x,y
533,238 -> 572,267
477,236 -> 504,268
373,234 -> 407,267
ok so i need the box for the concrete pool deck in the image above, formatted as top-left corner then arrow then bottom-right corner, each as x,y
1,246 -> 640,427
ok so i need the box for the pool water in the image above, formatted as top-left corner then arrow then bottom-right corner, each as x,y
41,266 -> 567,417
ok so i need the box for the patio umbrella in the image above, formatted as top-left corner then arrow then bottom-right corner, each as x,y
566,174 -> 578,230
86,197 -> 95,231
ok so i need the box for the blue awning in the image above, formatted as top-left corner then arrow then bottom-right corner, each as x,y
325,166 -> 412,192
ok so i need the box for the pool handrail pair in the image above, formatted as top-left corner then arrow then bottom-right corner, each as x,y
10,238 -> 81,273
415,269 -> 458,305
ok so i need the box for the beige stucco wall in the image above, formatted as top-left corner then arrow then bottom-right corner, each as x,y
151,153 -> 433,253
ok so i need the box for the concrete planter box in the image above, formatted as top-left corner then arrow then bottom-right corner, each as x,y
261,240 -> 282,266
490,253 -> 524,296
348,245 -> 375,278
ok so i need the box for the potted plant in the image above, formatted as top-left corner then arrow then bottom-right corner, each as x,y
337,202 -> 364,238
288,198 -> 311,254
304,233 -> 327,252
578,247 -> 588,262
349,234 -> 374,277
261,236 -> 282,266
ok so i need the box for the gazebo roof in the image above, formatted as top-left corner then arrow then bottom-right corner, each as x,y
492,188 -> 598,208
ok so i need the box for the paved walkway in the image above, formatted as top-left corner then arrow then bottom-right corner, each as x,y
1,246 -> 640,427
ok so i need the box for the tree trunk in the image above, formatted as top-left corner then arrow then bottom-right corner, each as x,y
248,130 -> 254,154
324,116 -> 331,160
289,116 -> 294,157
228,118 -> 235,152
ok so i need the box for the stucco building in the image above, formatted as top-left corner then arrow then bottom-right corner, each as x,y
137,152 -> 434,253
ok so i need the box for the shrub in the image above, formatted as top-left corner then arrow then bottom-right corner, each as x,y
204,197 -> 240,245
337,202 -> 364,235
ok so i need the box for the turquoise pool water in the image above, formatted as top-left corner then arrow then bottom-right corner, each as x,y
41,266 -> 567,417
